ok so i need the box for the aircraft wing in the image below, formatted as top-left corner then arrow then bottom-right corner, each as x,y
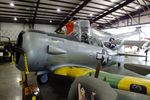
104,48 -> 146,57
111,40 -> 147,48
53,66 -> 95,78
53,65 -> 150,96
124,63 -> 150,75
114,31 -> 139,39
116,53 -> 146,57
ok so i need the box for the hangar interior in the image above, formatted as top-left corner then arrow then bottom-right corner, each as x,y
0,0 -> 150,100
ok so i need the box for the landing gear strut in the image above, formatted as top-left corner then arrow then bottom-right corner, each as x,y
118,63 -> 121,68
145,49 -> 149,62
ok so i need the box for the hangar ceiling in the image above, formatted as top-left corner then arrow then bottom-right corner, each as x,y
0,0 -> 149,30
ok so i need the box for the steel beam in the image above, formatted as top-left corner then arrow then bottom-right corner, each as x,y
55,0 -> 91,32
0,17 -> 61,25
91,0 -> 135,22
99,4 -> 150,28
32,0 -> 40,28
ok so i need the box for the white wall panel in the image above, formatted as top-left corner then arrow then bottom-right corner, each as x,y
34,24 -> 57,33
0,23 -> 57,41
0,23 -> 25,41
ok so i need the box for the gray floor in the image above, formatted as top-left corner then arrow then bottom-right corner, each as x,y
0,63 -> 22,100
0,56 -> 150,100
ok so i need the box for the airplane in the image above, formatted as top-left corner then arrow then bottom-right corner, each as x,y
89,28 -> 150,67
68,20 -> 150,52
90,28 -> 150,51
68,20 -> 149,66
13,30 -> 146,84
144,37 -> 150,40
14,30 -> 108,84
12,29 -> 150,99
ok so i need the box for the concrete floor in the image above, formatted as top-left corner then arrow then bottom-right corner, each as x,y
0,56 -> 150,100
0,63 -> 22,100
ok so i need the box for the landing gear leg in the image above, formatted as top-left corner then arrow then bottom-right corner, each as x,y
118,63 -> 121,68
144,49 -> 149,62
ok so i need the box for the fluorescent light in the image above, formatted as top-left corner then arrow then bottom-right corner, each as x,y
57,8 -> 61,12
112,17 -> 115,19
110,0 -> 116,2
25,18 -> 29,21
10,2 -> 14,7
89,13 -> 93,17
135,6 -> 140,9
14,17 -> 17,21
49,20 -> 52,23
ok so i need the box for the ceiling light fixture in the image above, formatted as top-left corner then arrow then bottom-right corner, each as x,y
10,2 -> 15,7
110,0 -> 116,2
49,20 -> 52,23
25,18 -> 29,21
89,13 -> 93,17
112,16 -> 115,19
14,17 -> 17,21
57,8 -> 61,12
135,6 -> 140,9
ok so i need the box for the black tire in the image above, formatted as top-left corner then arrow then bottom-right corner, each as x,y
68,76 -> 117,100
37,74 -> 49,84
118,63 -> 121,67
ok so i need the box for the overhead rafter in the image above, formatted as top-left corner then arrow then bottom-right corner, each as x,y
11,0 -> 75,13
142,0 -> 150,12
0,9 -> 33,15
55,0 -> 91,32
90,1 -> 112,8
32,0 -> 40,28
104,0 -> 135,9
0,16 -> 61,25
145,0 -> 150,3
48,0 -> 78,6
13,0 -> 36,3
0,0 -> 149,27
0,14 -> 33,17
0,6 -> 34,12
100,4 -> 150,28
121,7 -> 138,24
91,0 -> 135,22
0,1 -> 35,8
133,0 -> 150,20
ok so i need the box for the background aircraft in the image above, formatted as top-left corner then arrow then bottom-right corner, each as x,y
67,20 -> 148,66
90,27 -> 150,51
67,20 -> 150,52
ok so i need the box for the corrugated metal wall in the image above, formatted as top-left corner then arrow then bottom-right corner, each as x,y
0,23 -> 57,41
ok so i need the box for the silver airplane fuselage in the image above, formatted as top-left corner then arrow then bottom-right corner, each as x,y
16,30 -> 106,72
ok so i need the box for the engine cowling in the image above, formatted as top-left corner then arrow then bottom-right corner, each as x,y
15,31 -> 48,72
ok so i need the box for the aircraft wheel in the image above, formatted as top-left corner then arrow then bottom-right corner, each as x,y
37,74 -> 49,84
118,63 -> 121,67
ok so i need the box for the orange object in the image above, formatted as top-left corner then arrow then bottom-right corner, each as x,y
65,21 -> 74,36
